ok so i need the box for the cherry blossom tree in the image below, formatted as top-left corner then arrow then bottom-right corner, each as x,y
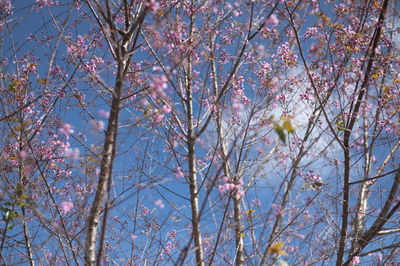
0,0 -> 400,265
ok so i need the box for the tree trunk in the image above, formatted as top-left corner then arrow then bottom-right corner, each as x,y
84,61 -> 125,265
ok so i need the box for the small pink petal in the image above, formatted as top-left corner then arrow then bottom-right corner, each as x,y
19,150 -> 28,159
161,105 -> 171,114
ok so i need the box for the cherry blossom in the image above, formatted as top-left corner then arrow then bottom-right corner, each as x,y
61,201 -> 74,214
266,14 -> 279,26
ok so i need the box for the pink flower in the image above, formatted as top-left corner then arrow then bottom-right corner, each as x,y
236,190 -> 244,198
224,183 -> 236,191
19,150 -> 28,159
149,75 -> 167,98
84,62 -> 96,73
36,0 -> 56,8
98,109 -> 110,118
175,167 -> 184,178
153,113 -> 164,124
90,120 -> 105,131
155,199 -> 165,209
146,0 -> 159,12
351,256 -> 360,265
61,201 -> 74,214
59,123 -> 74,135
131,234 -> 137,242
221,175 -> 229,183
164,242 -> 175,254
85,56 -> 104,73
74,0 -> 81,10
0,0 -> 12,15
304,27 -> 318,38
67,35 -> 88,58
141,205 -> 149,215
161,105 -> 171,114
266,14 -> 279,26
218,185 -> 225,193
277,42 -> 298,67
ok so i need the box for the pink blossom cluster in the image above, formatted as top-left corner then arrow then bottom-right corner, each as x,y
18,150 -> 28,160
218,176 -> 244,198
226,2 -> 242,17
276,42 -> 298,67
89,32 -> 104,49
36,0 -> 57,9
149,28 -> 165,50
251,199 -> 261,207
304,27 -> 318,39
152,111 -> 164,124
0,0 -> 12,16
84,56 -> 104,74
151,103 -> 171,124
232,98 -> 244,112
271,203 -> 284,216
309,0 -> 319,14
231,115 -> 242,126
75,184 -> 93,200
168,230 -> 176,239
221,33 -> 233,45
98,109 -> 110,118
74,0 -> 81,10
275,93 -> 288,103
34,141 -> 57,163
90,119 -> 105,132
203,99 -> 217,116
145,0 -> 159,12
9,74 -> 29,104
231,77 -> 250,113
155,199 -> 165,209
43,247 -> 52,261
350,256 -> 360,265
265,14 -> 279,26
60,201 -> 74,215
219,51 -> 229,64
258,62 -> 272,77
299,87 -> 312,102
20,58 -> 38,76
59,123 -> 74,139
368,253 -> 382,263
163,241 -> 175,255
149,74 -> 167,98
67,35 -> 88,59
164,21 -> 186,45
141,205 -> 150,215
174,166 -> 184,178
161,104 -> 171,114
262,26 -> 279,40
50,65 -> 67,78
114,14 -> 125,24
297,169 -> 323,185
126,62 -> 143,87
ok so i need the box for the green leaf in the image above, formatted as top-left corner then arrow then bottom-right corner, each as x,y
8,82 -> 16,92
